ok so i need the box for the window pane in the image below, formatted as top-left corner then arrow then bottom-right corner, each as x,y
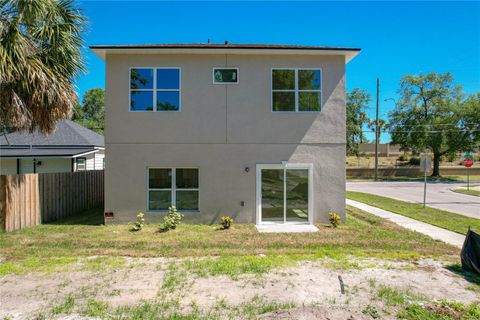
149,168 -> 171,188
286,169 -> 309,222
76,158 -> 86,171
130,68 -> 153,89
157,91 -> 180,111
176,191 -> 199,211
273,92 -> 295,111
272,70 -> 295,90
298,70 -> 321,90
149,191 -> 171,210
299,92 -> 321,111
261,169 -> 284,222
213,68 -> 238,83
130,91 -> 154,111
157,69 -> 180,89
176,169 -> 198,188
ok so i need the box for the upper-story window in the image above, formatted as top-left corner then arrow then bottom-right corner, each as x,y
130,68 -> 181,112
272,69 -> 322,112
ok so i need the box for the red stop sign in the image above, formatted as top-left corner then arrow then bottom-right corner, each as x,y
464,157 -> 474,168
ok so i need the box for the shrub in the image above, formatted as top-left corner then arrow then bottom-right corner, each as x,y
398,154 -> 409,162
329,212 -> 341,228
446,153 -> 459,162
160,206 -> 184,232
409,157 -> 420,166
130,212 -> 145,231
220,216 -> 234,230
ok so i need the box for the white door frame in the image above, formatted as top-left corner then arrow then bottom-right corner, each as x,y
256,163 -> 313,225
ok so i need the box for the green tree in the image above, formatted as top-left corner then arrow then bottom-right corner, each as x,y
347,88 -> 371,155
367,118 -> 389,144
0,0 -> 86,134
72,88 -> 105,134
389,72 -> 480,176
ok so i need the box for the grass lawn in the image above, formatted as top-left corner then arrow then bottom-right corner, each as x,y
347,191 -> 480,235
0,206 -> 458,276
347,175 -> 480,182
453,188 -> 480,197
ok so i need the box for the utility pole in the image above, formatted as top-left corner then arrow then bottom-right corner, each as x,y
374,78 -> 379,181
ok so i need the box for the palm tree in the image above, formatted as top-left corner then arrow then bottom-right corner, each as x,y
368,118 -> 389,143
0,0 -> 86,134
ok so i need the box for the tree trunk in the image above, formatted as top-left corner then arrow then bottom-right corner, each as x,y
432,153 -> 441,177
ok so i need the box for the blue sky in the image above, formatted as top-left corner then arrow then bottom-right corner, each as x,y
77,1 -> 480,142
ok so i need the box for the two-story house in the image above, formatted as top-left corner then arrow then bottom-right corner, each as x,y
91,43 -> 360,227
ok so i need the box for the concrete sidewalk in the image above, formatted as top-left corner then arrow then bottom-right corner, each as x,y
346,199 -> 465,248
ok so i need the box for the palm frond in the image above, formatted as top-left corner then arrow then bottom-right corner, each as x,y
0,0 -> 86,133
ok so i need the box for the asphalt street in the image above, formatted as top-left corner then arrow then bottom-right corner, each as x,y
347,181 -> 480,219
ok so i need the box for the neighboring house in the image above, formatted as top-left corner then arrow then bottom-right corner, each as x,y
0,120 -> 105,175
91,43 -> 360,225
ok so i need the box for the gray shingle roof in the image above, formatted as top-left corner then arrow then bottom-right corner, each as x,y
0,120 -> 104,147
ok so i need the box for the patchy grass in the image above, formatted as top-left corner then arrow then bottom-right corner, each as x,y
0,207 -> 458,276
397,300 -> 480,320
73,295 -> 295,320
377,285 -> 422,306
453,188 -> 480,197
51,295 -> 75,315
347,191 -> 480,235
182,255 -> 302,279
376,285 -> 480,320
362,305 -> 380,319
0,255 -> 125,276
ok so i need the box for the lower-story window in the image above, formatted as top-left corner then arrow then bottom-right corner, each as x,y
148,168 -> 199,211
76,157 -> 86,171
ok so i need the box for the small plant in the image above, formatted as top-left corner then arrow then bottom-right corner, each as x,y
409,157 -> 420,166
329,211 -> 341,228
398,153 -> 409,162
130,212 -> 145,231
160,206 -> 184,232
220,216 -> 234,230
362,305 -> 380,319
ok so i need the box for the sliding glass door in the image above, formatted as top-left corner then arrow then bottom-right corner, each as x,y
261,169 -> 284,222
285,169 -> 309,222
257,164 -> 312,224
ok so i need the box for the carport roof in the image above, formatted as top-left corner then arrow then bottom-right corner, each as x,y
0,147 -> 98,158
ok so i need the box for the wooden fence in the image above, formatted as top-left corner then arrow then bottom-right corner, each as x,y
0,171 -> 104,232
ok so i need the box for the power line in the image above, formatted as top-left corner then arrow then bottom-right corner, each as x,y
387,123 -> 479,127
350,129 -> 480,134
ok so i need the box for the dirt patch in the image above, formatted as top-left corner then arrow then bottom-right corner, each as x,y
0,257 -> 478,319
260,306 -> 369,320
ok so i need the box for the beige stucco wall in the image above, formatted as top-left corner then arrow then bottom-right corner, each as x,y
104,52 -> 347,224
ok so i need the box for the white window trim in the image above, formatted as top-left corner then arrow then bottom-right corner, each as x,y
212,67 -> 240,84
271,68 -> 322,113
76,157 -> 86,171
129,67 -> 182,112
147,167 -> 199,212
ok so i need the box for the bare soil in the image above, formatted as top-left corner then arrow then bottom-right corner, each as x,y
1,257 -> 478,320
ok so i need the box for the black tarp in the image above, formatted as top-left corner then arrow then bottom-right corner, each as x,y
461,228 -> 480,275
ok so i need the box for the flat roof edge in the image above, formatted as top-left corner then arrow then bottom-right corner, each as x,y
89,44 -> 361,51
